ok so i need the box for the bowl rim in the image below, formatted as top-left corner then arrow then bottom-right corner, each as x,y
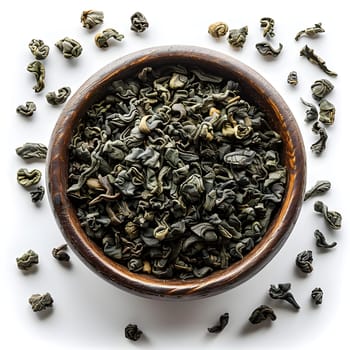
47,45 -> 306,300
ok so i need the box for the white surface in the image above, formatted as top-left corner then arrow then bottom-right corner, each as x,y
1,1 -> 348,349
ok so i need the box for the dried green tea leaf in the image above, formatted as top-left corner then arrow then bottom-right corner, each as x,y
227,26 -> 248,48
130,12 -> 149,33
300,98 -> 318,122
249,305 -> 276,324
300,45 -> 337,77
311,79 -> 334,100
52,244 -> 70,262
287,71 -> 298,86
311,287 -> 323,305
260,17 -> 275,38
46,87 -> 71,105
314,229 -> 337,248
28,39 -> 49,60
27,61 -> 45,92
208,21 -> 229,38
28,292 -> 53,312
314,200 -> 342,230
296,250 -> 313,273
16,102 -> 36,117
311,122 -> 328,155
207,312 -> 229,333
269,283 -> 300,309
304,180 -> 331,201
95,28 -> 124,48
81,10 -> 104,29
16,249 -> 39,270
17,168 -> 41,187
256,42 -> 283,57
319,99 -> 335,125
125,324 -> 143,341
16,142 -> 47,160
55,37 -> 82,58
30,186 -> 45,203
295,23 -> 325,41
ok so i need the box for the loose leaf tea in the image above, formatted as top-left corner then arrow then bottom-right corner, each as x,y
260,17 -> 275,38
95,28 -> 124,48
207,312 -> 229,333
314,200 -> 342,230
16,142 -> 47,160
125,324 -> 143,341
52,244 -> 70,262
300,98 -> 318,122
55,37 -> 82,58
304,180 -> 331,201
227,26 -> 248,48
269,283 -> 300,310
81,10 -> 104,29
295,23 -> 325,41
256,42 -> 283,57
311,79 -> 334,101
28,292 -> 54,312
318,99 -> 335,125
300,45 -> 337,77
27,61 -> 45,92
67,64 -> 287,280
17,168 -> 41,187
311,287 -> 323,305
314,229 -> 337,249
16,249 -> 39,270
208,22 -> 229,38
30,186 -> 45,203
130,12 -> 149,33
296,250 -> 313,273
311,121 -> 328,155
28,39 -> 49,60
249,305 -> 276,324
287,71 -> 298,86
16,101 -> 37,117
46,87 -> 71,105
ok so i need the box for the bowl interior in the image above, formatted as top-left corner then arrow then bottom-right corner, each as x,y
47,45 -> 306,300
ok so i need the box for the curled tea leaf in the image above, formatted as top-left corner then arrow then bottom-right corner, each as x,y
319,99 -> 335,125
314,200 -> 342,230
16,101 -> 36,117
55,37 -> 82,58
28,39 -> 49,60
30,186 -> 45,203
227,26 -> 248,48
260,17 -> 275,38
16,142 -> 47,160
256,42 -> 283,57
287,71 -> 298,86
311,79 -> 334,101
296,250 -> 313,273
311,287 -> 323,305
130,12 -> 149,33
52,244 -> 70,262
249,305 -> 276,324
208,21 -> 228,38
295,23 -> 325,41
28,292 -> 53,312
300,45 -> 337,77
125,324 -> 143,341
269,283 -> 300,309
27,61 -> 45,92
46,87 -> 71,105
81,10 -> 104,29
95,28 -> 124,48
304,180 -> 331,201
17,168 -> 41,187
207,312 -> 229,333
314,229 -> 337,249
16,249 -> 39,270
300,98 -> 318,122
311,121 -> 328,155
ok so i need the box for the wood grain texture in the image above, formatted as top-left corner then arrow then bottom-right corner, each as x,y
46,45 -> 306,300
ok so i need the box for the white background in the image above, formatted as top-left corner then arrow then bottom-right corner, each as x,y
1,1 -> 348,349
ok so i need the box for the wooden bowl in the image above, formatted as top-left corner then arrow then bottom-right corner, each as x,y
47,45 -> 306,300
